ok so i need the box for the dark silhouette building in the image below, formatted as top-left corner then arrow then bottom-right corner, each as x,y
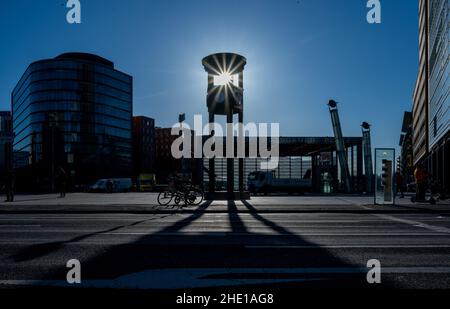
132,116 -> 155,177
154,127 -> 201,184
12,52 -> 133,191
155,127 -> 181,183
0,111 -> 13,180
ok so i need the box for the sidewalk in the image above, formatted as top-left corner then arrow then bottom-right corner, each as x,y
0,193 -> 448,214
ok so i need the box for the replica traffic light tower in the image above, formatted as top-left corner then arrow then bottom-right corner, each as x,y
202,53 -> 247,199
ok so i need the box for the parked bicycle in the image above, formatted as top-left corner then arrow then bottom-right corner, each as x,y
157,176 -> 204,206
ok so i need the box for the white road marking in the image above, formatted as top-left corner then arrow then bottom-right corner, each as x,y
0,231 -> 449,236
2,267 -> 450,289
0,225 -> 41,227
246,245 -> 450,249
373,214 -> 450,234
356,205 -> 450,234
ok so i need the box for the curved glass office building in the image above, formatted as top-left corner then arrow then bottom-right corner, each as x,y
12,53 -> 132,190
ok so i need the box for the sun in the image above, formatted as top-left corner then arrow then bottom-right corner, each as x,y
213,72 -> 240,87
213,72 -> 232,86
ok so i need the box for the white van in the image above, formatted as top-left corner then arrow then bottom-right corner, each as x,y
89,178 -> 132,193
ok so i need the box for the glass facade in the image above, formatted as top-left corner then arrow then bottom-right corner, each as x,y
0,111 -> 13,177
12,53 -> 133,190
428,0 -> 449,149
427,0 -> 450,193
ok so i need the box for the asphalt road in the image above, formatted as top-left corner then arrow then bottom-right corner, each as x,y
1,202 -> 450,291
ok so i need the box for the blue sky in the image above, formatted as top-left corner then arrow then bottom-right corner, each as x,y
0,0 -> 418,150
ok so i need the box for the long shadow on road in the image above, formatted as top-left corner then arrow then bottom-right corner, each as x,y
8,199 -> 391,289
11,214 -> 175,262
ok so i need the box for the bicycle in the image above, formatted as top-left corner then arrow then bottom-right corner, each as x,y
157,183 -> 204,206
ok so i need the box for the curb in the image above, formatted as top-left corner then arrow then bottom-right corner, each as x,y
0,208 -> 449,215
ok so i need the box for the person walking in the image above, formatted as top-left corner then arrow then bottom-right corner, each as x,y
414,164 -> 428,201
5,169 -> 15,202
56,166 -> 67,198
395,170 -> 405,198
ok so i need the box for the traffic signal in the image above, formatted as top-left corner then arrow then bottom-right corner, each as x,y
381,159 -> 393,202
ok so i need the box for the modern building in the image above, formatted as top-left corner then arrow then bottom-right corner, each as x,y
412,0 -> 449,193
154,127 -> 200,184
155,127 -> 180,183
12,52 -> 133,191
132,116 -> 155,177
0,111 -> 13,178
399,112 -> 414,185
428,0 -> 449,193
412,0 -> 430,167
203,136 -> 364,194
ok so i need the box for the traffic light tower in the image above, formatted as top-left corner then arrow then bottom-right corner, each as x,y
361,122 -> 374,193
328,100 -> 352,193
202,53 -> 248,199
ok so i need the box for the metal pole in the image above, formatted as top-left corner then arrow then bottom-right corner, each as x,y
362,123 -> 373,193
227,111 -> 234,193
328,101 -> 352,193
208,113 -> 215,193
238,111 -> 244,193
51,114 -> 55,193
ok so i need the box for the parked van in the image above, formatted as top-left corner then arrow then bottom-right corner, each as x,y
89,178 -> 132,193
247,170 -> 312,195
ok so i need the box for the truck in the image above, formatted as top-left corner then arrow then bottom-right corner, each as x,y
247,170 -> 312,195
136,174 -> 156,192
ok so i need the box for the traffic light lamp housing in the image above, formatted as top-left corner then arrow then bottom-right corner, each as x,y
202,53 -> 246,115
381,159 -> 393,202
381,159 -> 391,186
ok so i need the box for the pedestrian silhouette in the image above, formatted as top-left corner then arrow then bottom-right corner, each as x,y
395,170 -> 405,198
56,166 -> 67,198
414,164 -> 428,201
5,169 -> 15,202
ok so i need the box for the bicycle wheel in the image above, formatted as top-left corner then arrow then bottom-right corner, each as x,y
187,187 -> 204,206
157,190 -> 173,206
174,195 -> 182,205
